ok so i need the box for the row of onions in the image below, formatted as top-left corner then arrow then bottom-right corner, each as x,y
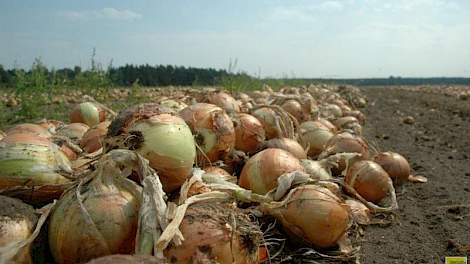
0,85 -> 425,264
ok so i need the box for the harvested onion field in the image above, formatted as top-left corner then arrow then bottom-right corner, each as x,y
0,85 -> 469,264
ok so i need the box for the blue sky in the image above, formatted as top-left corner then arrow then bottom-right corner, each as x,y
1,0 -> 470,78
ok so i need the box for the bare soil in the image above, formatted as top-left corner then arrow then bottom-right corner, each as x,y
360,87 -> 470,263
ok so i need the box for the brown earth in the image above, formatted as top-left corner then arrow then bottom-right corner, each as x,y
360,87 -> 470,263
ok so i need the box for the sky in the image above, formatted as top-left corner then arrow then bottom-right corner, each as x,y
1,0 -> 470,78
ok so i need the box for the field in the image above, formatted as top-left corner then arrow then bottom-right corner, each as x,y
1,84 -> 469,263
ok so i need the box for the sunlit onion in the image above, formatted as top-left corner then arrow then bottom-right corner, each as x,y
203,166 -> 237,183
281,100 -> 306,122
320,104 -> 343,120
300,159 -> 332,181
374,152 -> 411,185
251,107 -> 279,139
317,118 -> 337,133
344,160 -> 391,203
70,102 -> 106,127
56,123 -> 90,144
261,185 -> 350,248
208,91 -> 241,113
239,148 -> 304,194
299,121 -> 334,157
180,103 -> 235,165
80,121 -> 110,153
232,113 -> 265,154
6,123 -> 52,138
265,138 -> 307,160
332,116 -> 362,135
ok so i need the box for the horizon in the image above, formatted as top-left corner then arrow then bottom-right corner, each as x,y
2,0 -> 470,78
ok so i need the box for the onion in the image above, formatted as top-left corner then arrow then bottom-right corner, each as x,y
37,119 -> 64,131
265,138 -> 307,160
0,195 -> 38,264
164,202 -> 261,264
56,123 -> 90,143
180,103 -> 235,165
374,152 -> 411,185
233,113 -> 265,154
239,148 -> 304,194
108,104 -> 196,192
70,102 -> 106,127
80,121 -> 110,153
321,132 -> 369,162
299,121 -> 334,157
6,123 -> 52,138
317,118 -> 337,132
320,104 -> 343,120
344,110 -> 365,125
208,91 -> 241,113
203,166 -> 237,184
300,159 -> 332,181
345,199 -> 370,225
85,255 -> 163,264
159,99 -> 188,113
332,116 -> 362,135
0,133 -> 72,202
281,100 -> 306,122
261,185 -> 350,248
344,160 -> 391,203
251,107 -> 279,139
49,152 -> 142,264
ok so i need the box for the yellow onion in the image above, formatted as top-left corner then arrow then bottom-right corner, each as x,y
233,113 -> 265,154
80,121 -> 110,153
265,138 -> 307,160
344,160 -> 391,203
70,102 -> 106,127
317,118 -> 337,133
344,110 -> 365,125
208,91 -> 241,113
299,121 -> 334,157
374,152 -> 411,185
180,103 -> 235,166
332,116 -> 362,135
251,107 -> 279,139
281,100 -> 307,122
345,199 -> 370,225
261,185 -> 350,248
85,255 -> 163,264
56,123 -> 90,144
321,132 -> 369,171
203,166 -> 237,183
320,104 -> 343,120
49,153 -> 142,264
0,195 -> 38,264
108,104 -> 196,192
164,202 -> 261,264
0,133 -> 72,203
239,148 -> 304,194
300,159 -> 332,181
6,123 -> 52,138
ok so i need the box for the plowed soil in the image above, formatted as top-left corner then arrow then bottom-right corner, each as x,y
360,87 -> 470,263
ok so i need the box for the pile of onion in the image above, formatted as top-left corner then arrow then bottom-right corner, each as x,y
344,160 -> 391,203
0,195 -> 38,264
49,152 -> 142,264
164,202 -> 261,264
70,102 -> 106,127
265,138 -> 307,160
0,133 -> 72,203
208,91 -> 241,113
239,148 -> 304,194
232,113 -> 265,154
261,185 -> 350,248
374,152 -> 411,185
281,99 -> 308,122
80,121 -> 110,153
299,121 -> 335,157
107,103 -> 196,192
180,103 -> 234,166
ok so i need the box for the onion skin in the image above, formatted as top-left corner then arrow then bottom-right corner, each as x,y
203,166 -> 237,183
70,102 -> 106,127
80,121 -> 110,153
345,199 -> 370,225
300,159 -> 332,181
374,152 -> 411,185
128,114 -> 196,192
345,160 -> 391,203
164,202 -> 261,264
299,121 -> 334,157
0,195 -> 38,264
261,185 -> 350,248
85,255 -> 164,264
322,132 -> 369,172
281,100 -> 306,122
317,118 -> 337,133
180,103 -> 235,165
6,123 -> 52,138
233,113 -> 265,154
265,138 -> 307,160
208,91 -> 241,113
251,107 -> 280,139
57,123 -> 90,143
239,148 -> 304,194
49,178 -> 141,264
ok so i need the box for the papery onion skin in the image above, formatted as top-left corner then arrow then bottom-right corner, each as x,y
80,121 -> 110,153
203,166 -> 237,183
180,103 -> 235,165
344,160 -> 390,203
70,102 -> 106,127
300,159 -> 332,181
251,107 -> 280,139
374,152 -> 411,185
57,123 -> 90,143
85,255 -> 164,264
239,148 -> 304,194
128,114 -> 196,192
345,199 -> 370,225
262,185 -> 350,248
265,138 -> 307,160
299,121 -> 334,157
281,100 -> 305,122
6,123 -> 52,138
49,179 -> 141,264
233,113 -> 265,154
0,195 -> 38,264
208,91 -> 241,113
323,132 -> 369,161
164,202 -> 261,264
317,118 -> 337,133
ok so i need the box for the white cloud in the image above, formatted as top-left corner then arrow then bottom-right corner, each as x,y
60,8 -> 142,21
